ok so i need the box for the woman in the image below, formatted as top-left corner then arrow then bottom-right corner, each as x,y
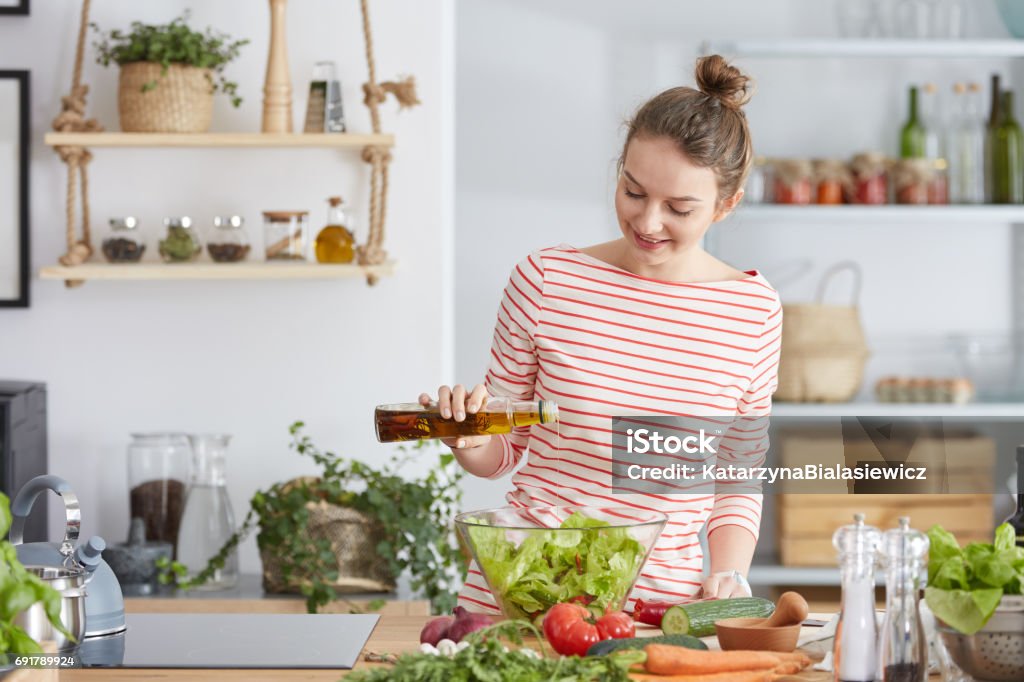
423,54 -> 782,613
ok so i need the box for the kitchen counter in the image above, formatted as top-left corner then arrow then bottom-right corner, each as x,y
61,600 -> 839,681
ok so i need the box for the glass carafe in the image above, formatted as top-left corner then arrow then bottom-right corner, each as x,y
879,517 -> 929,682
177,434 -> 238,589
833,513 -> 882,682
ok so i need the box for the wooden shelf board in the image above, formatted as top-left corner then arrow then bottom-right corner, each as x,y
43,132 -> 394,148
38,261 -> 396,281
702,39 -> 1024,59
732,204 -> 1024,224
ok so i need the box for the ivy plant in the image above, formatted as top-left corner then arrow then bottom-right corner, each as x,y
160,422 -> 467,614
92,12 -> 249,107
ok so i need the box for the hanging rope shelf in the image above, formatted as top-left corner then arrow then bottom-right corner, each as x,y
48,0 -> 418,287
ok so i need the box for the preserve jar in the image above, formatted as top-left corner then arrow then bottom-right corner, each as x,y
772,159 -> 813,204
127,433 -> 191,556
812,159 -> 849,205
159,216 -> 201,263
849,152 -> 889,204
207,216 -> 251,263
263,211 -> 309,261
892,158 -> 932,205
102,217 -> 145,263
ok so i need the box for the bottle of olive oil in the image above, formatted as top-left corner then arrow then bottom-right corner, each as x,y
314,196 -> 355,263
375,398 -> 558,443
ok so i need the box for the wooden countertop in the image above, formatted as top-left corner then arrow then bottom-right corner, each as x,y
60,599 -> 836,681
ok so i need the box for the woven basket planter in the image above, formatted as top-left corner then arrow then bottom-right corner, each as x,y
259,486 -> 396,595
118,62 -> 214,133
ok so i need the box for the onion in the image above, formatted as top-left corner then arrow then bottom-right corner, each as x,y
419,615 -> 455,646
445,606 -> 494,643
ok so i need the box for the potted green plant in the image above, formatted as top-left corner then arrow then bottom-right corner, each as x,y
161,422 -> 467,614
0,492 -> 75,665
92,13 -> 248,133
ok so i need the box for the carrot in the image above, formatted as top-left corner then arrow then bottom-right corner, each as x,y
630,672 -> 772,682
643,645 -> 782,675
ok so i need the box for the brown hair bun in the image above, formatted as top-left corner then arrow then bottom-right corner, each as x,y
695,54 -> 752,111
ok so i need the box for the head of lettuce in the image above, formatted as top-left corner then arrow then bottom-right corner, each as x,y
925,523 -> 1024,634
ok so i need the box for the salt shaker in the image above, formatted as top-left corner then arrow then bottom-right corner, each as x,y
833,513 -> 882,682
879,517 -> 929,682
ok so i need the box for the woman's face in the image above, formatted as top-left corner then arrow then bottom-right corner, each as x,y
614,135 -> 740,269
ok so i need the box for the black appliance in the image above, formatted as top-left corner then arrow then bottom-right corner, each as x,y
0,381 -> 47,540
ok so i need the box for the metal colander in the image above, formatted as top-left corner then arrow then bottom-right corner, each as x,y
938,597 -> 1024,682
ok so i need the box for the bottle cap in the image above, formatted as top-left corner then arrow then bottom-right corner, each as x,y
924,83 -> 937,94
953,82 -> 966,95
110,217 -> 138,230
329,196 -> 344,207
833,512 -> 882,559
213,215 -> 244,229
538,401 -> 559,424
165,216 -> 193,229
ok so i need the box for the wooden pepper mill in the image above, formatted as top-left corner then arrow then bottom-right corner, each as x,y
262,0 -> 293,133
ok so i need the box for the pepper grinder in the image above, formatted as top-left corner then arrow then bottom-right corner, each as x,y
833,513 -> 882,682
878,517 -> 929,682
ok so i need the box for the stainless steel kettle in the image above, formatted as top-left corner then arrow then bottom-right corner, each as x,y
10,475 -> 126,662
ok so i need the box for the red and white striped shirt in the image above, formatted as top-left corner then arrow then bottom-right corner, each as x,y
458,244 -> 782,614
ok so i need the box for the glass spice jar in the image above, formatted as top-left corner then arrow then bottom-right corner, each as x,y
771,159 -> 813,204
849,152 -> 889,205
159,216 -> 202,263
207,216 -> 251,263
928,158 -> 950,205
812,159 -> 850,205
263,211 -> 309,261
892,158 -> 933,205
102,217 -> 146,263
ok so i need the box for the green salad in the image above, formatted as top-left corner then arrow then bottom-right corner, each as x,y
925,522 -> 1024,634
467,511 -> 646,620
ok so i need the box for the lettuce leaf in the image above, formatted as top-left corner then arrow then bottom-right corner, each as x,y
468,511 -> 646,619
925,523 -> 1024,634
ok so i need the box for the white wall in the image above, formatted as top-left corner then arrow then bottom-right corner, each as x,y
456,0 -> 1018,398
0,0 -> 454,574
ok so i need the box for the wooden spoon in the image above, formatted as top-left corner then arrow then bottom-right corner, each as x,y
754,591 -> 809,628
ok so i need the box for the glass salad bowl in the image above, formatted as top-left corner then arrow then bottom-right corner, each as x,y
455,506 -> 666,621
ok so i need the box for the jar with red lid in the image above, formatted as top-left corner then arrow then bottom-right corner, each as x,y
812,159 -> 850,205
849,153 -> 889,205
772,159 -> 813,205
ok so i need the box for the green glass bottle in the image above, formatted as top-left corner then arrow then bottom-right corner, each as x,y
990,90 -> 1024,204
985,74 -> 1002,203
901,86 -> 927,159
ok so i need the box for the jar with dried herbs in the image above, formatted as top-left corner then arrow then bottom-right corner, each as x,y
159,217 -> 202,263
207,216 -> 251,263
102,216 -> 146,263
772,159 -> 813,204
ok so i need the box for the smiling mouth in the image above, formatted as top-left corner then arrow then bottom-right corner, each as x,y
633,230 -> 670,246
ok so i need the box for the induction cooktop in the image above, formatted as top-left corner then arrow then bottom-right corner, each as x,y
82,613 -> 380,669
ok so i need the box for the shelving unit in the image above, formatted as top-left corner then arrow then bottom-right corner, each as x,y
771,401 -> 1024,418
38,261 -> 396,281
702,39 -> 1024,59
43,132 -> 394,148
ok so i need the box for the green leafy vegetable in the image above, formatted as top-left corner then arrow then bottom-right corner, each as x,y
346,620 -> 637,682
467,511 -> 646,621
925,523 -> 1024,634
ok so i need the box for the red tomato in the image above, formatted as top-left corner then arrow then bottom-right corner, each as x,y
542,602 -> 635,657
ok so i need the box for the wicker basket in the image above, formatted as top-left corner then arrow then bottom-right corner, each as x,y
775,262 -> 869,403
259,483 -> 396,595
118,62 -> 214,133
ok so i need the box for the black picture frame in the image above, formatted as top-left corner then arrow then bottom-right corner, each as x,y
0,0 -> 28,16
0,70 -> 29,308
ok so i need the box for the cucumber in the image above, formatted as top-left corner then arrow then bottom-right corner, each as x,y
660,598 -> 775,638
586,633 -> 708,657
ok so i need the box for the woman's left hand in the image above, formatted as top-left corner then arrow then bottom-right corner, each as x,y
699,570 -> 752,599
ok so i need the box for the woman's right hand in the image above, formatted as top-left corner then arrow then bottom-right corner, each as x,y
419,384 -> 492,451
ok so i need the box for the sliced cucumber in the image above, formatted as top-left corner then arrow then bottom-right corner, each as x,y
660,598 -> 775,638
585,633 -> 708,657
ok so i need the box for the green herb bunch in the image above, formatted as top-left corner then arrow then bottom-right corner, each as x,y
162,422 -> 467,614
92,12 -> 249,107
0,493 -> 74,659
347,620 -> 638,682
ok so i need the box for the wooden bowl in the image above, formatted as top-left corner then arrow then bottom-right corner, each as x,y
714,617 -> 801,652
